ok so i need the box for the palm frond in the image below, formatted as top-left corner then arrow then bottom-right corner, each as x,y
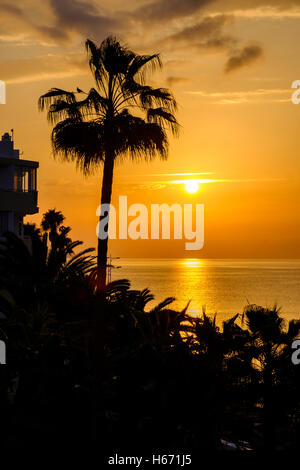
59,248 -> 96,279
85,39 -> 108,94
112,110 -> 168,161
140,87 -> 177,112
38,88 -> 76,112
147,107 -> 180,136
51,118 -> 106,174
150,296 -> 175,313
127,54 -> 162,84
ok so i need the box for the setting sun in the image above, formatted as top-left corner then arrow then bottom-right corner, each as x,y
185,180 -> 200,194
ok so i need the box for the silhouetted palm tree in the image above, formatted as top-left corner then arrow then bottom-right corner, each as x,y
0,217 -> 95,312
41,209 -> 65,241
39,36 -> 179,288
41,209 -> 83,270
243,304 -> 300,449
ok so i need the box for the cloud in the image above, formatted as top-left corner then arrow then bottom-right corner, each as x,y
166,76 -> 189,87
0,1 -> 69,44
1,0 -> 300,49
156,14 -> 265,77
132,0 -> 300,25
133,0 -> 216,23
164,59 -> 191,69
161,14 -> 235,51
224,45 -> 263,73
186,87 -> 291,104
0,0 -> 123,45
0,3 -> 23,16
0,53 -> 87,84
230,6 -> 300,19
48,0 -> 122,40
213,0 -> 300,10
34,25 -> 69,42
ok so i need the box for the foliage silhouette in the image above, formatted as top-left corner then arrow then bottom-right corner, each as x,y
0,221 -> 300,453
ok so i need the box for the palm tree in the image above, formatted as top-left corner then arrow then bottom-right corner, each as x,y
41,209 -> 65,243
41,209 -> 81,270
243,304 -> 300,449
0,217 -> 95,311
39,36 -> 179,289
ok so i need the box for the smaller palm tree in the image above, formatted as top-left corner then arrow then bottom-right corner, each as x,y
0,212 -> 95,311
41,209 -> 64,238
243,304 -> 300,449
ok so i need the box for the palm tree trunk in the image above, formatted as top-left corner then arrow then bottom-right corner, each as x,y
263,361 -> 275,451
91,149 -> 114,442
97,150 -> 114,289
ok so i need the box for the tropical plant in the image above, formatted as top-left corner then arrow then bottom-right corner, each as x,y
0,214 -> 95,313
38,36 -> 179,288
0,214 -> 95,388
243,304 -> 300,449
41,209 -> 65,242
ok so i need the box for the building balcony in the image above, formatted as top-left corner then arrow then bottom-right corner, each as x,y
0,189 -> 38,214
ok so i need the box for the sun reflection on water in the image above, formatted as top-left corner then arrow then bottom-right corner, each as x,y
179,259 -> 205,317
181,259 -> 205,268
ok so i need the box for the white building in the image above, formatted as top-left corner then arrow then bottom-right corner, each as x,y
0,131 -> 39,238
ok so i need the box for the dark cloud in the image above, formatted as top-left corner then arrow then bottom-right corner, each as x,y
214,0 -> 300,9
166,76 -> 189,87
0,0 -> 123,44
161,14 -> 235,50
0,3 -> 23,16
48,0 -> 121,40
133,0 -> 216,23
35,25 -> 69,42
0,1 -> 69,43
1,0 -> 300,48
224,45 -> 263,73
203,36 -> 235,49
132,0 -> 300,26
164,59 -> 191,68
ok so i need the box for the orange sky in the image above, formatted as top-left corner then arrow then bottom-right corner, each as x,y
0,0 -> 300,258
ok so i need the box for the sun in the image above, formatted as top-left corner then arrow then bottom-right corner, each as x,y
185,180 -> 200,194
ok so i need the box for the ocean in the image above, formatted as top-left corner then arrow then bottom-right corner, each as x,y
111,258 -> 300,323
